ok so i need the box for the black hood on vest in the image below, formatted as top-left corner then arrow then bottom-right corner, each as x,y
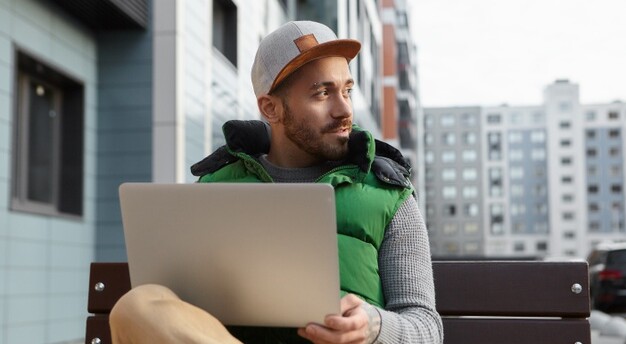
190,120 -> 412,189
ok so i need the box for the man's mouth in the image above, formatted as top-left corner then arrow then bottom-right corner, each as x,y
323,121 -> 352,135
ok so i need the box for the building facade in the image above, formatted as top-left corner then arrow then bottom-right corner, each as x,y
424,80 -> 626,259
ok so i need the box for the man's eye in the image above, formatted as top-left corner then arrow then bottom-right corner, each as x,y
344,88 -> 353,97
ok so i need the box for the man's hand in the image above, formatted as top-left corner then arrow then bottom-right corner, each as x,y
297,294 -> 380,344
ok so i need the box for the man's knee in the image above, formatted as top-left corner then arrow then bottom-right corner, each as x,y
111,284 -> 177,324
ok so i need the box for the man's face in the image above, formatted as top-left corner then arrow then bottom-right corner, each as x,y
277,57 -> 354,165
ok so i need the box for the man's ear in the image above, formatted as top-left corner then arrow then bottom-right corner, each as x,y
257,95 -> 282,124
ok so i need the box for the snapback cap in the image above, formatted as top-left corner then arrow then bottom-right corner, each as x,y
251,21 -> 361,97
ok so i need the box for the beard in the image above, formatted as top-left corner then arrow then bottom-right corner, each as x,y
282,101 -> 351,162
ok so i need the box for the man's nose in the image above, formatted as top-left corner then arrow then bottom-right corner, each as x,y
331,94 -> 352,119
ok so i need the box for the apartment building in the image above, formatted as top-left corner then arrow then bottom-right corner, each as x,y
423,107 -> 484,256
424,80 -> 626,259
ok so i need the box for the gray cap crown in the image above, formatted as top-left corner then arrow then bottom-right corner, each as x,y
251,21 -> 361,97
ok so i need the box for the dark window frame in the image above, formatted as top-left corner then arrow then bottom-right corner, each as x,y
11,49 -> 84,218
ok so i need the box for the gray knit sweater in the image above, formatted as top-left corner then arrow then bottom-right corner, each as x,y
259,156 -> 444,343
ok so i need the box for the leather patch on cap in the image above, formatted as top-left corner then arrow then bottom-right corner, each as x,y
294,34 -> 319,52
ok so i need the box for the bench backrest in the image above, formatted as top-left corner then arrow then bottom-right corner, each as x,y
85,261 -> 590,344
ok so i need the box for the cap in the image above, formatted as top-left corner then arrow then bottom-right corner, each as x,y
251,21 -> 361,97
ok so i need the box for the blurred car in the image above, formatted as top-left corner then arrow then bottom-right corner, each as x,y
588,242 -> 626,311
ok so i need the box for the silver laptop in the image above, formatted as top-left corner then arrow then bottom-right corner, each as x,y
119,182 -> 341,327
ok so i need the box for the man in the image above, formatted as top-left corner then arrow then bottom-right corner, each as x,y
110,21 -> 443,344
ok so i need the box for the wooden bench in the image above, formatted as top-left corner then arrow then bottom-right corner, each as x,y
85,261 -> 591,344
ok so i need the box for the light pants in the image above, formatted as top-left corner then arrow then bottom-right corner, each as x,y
110,284 -> 243,344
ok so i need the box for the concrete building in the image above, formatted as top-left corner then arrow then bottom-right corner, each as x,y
424,80 -> 626,259
1,0 -> 421,342
423,107 -> 484,256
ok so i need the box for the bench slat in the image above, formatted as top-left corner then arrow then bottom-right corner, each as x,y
442,318 -> 590,344
87,262 -> 131,314
433,261 -> 590,317
86,315 -> 111,344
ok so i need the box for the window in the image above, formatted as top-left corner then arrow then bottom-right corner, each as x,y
514,242 -> 525,252
609,110 -> 620,120
441,114 -> 455,126
442,186 -> 457,199
609,129 -> 620,138
441,151 -> 456,163
462,186 -> 478,199
562,212 -> 575,220
442,168 -> 456,181
443,223 -> 458,235
512,222 -> 526,233
589,221 -> 601,232
561,176 -> 573,184
425,150 -> 434,164
612,184 -> 622,194
560,139 -> 571,147
510,112 -> 522,124
587,148 -> 597,157
508,131 -> 522,143
424,133 -> 433,146
464,242 -> 480,254
464,223 -> 479,234
537,242 -> 548,251
462,150 -> 477,162
213,0 -> 238,66
487,113 -> 501,124
586,130 -> 596,139
531,149 -> 545,160
442,132 -> 456,145
588,184 -> 599,194
510,185 -> 524,197
12,51 -> 84,217
611,165 -> 622,177
462,168 -> 477,181
561,157 -> 572,165
462,132 -> 477,145
490,204 -> 504,235
562,194 -> 574,202
559,101 -> 571,112
509,149 -> 523,161
533,185 -> 546,196
586,110 -> 596,121
443,204 -> 456,216
589,203 -> 600,212
535,166 -> 545,177
464,203 -> 479,217
530,131 -> 545,143
534,223 -> 548,233
536,204 -> 548,215
559,121 -> 571,129
510,204 -> 526,216
444,242 -> 459,253
461,113 -> 476,126
510,167 -> 524,179
564,231 -> 576,239
489,168 -> 502,197
610,147 -> 620,157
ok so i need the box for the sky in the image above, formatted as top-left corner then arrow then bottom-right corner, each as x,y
411,0 -> 626,107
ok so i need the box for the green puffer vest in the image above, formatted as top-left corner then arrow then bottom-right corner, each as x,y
191,120 -> 414,308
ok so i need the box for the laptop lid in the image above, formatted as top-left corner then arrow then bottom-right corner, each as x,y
119,182 -> 341,327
